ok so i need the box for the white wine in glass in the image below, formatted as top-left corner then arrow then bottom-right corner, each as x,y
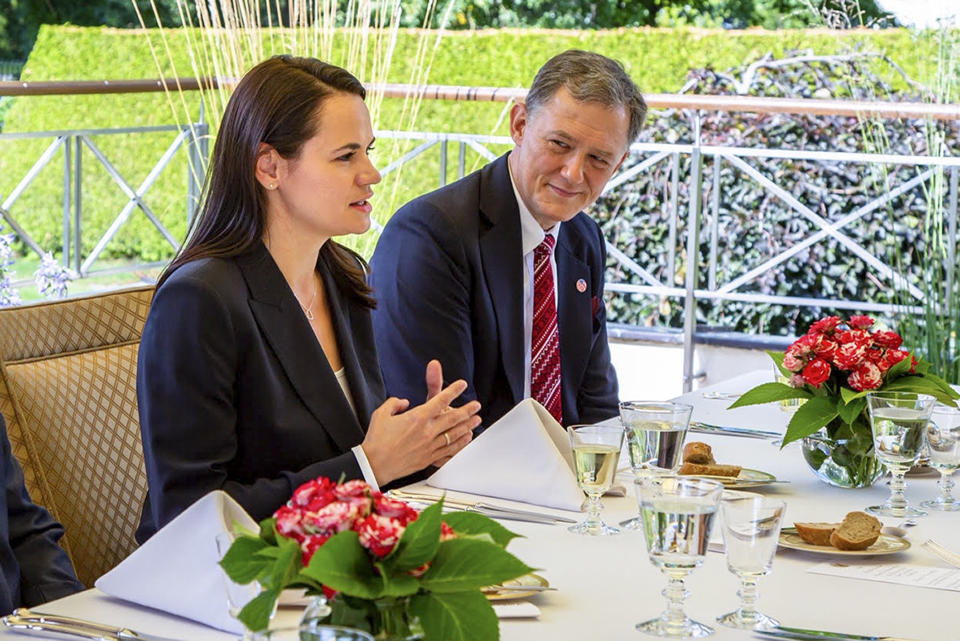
568,424 -> 624,536
636,476 -> 723,638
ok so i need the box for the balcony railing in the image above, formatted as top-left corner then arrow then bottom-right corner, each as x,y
2,78 -> 958,390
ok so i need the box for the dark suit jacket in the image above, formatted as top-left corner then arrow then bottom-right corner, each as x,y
370,153 -> 618,429
136,243 -> 383,542
0,415 -> 83,613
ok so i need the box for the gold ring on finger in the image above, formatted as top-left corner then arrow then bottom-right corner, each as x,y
443,432 -> 451,446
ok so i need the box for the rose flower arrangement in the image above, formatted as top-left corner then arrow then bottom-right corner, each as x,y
730,315 -> 958,485
219,477 -> 532,641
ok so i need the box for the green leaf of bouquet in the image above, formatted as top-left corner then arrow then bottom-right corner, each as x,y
375,562 -> 420,597
839,386 -> 866,404
883,376 -> 958,405
922,373 -> 960,400
386,499 -> 443,571
255,517 -> 278,545
782,396 -> 839,448
727,382 -> 811,409
886,354 -> 912,379
768,350 -> 790,376
219,535 -> 272,585
837,396 -> 866,426
419,538 -> 532,593
301,531 -> 384,599
441,511 -> 523,548
237,587 -> 280,633
410,590 -> 498,641
328,595 -> 375,631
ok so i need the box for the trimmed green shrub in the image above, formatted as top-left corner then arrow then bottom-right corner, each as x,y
0,25 -> 944,268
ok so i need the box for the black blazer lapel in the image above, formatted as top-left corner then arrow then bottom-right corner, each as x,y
478,155 -> 524,405
319,265 -> 377,431
237,244 -> 366,453
556,228 -> 592,424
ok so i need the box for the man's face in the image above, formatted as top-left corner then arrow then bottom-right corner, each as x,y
508,86 -> 630,230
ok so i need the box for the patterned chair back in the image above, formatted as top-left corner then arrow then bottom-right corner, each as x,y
0,286 -> 154,586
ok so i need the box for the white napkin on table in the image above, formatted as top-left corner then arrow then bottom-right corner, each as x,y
426,398 -> 584,511
96,490 -> 258,634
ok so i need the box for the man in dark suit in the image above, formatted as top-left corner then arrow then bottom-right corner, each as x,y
371,50 -> 647,428
0,415 -> 84,613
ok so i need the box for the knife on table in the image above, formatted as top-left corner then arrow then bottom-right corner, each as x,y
690,421 -> 782,439
3,609 -> 185,641
756,624 -> 921,641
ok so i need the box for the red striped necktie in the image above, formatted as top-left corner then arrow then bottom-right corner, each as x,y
531,234 -> 562,423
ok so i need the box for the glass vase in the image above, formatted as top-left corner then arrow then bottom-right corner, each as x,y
801,417 -> 884,489
301,596 -> 423,641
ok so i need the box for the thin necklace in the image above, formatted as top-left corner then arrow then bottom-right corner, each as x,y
296,276 -> 318,321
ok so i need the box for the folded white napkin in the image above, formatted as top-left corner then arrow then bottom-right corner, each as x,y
426,398 -> 584,511
96,491 -> 258,634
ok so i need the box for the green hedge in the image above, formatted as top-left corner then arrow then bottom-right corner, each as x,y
0,24 -> 944,262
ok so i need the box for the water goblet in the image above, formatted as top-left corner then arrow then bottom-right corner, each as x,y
866,391 -> 936,518
921,404 -> 960,511
619,401 -> 693,530
635,476 -> 723,638
568,423 -> 624,535
715,495 -> 785,630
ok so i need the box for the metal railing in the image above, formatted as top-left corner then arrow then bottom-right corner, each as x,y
2,79 -> 958,390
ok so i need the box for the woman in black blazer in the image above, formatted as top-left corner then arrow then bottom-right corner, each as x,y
136,56 -> 480,542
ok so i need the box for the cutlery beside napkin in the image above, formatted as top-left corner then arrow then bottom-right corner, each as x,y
427,398 -> 585,512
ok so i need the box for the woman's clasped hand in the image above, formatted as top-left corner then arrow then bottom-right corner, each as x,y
362,360 -> 480,484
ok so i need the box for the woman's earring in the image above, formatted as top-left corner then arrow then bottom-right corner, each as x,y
268,182 -> 276,190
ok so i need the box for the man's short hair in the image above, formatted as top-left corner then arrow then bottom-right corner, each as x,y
525,49 -> 647,145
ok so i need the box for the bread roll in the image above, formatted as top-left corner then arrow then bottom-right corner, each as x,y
793,522 -> 838,546
829,512 -> 882,551
678,462 -> 742,477
682,441 -> 715,465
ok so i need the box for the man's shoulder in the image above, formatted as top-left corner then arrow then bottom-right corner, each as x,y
394,166 -> 484,222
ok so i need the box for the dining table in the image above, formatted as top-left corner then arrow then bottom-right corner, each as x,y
2,369 -> 957,641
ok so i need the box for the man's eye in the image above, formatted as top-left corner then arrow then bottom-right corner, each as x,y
549,139 -> 568,149
591,155 -> 609,167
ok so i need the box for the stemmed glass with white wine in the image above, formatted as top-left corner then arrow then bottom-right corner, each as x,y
635,476 -> 723,638
865,391 -> 936,518
716,495 -> 786,630
921,404 -> 960,511
567,424 -> 624,536
619,401 -> 693,530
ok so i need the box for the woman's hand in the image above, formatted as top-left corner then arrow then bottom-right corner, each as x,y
361,370 -> 480,485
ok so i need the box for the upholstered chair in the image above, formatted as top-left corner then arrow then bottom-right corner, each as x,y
0,286 -> 154,586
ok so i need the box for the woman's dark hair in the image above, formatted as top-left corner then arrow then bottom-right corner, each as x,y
159,55 -> 375,307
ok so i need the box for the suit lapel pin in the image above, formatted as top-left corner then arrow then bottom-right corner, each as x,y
576,278 -> 587,293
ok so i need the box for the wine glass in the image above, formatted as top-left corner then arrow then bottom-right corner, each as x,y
865,391 -> 937,517
635,476 -> 723,638
921,404 -> 960,511
568,423 -> 624,535
716,495 -> 785,630
619,401 -> 693,530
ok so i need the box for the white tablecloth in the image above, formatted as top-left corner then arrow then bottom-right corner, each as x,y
3,370 -> 958,641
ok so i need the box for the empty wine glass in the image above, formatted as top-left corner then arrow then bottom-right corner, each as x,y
866,391 -> 936,518
216,532 -> 277,639
568,424 -> 624,535
716,495 -> 786,630
921,404 -> 960,511
619,401 -> 693,530
635,476 -> 723,638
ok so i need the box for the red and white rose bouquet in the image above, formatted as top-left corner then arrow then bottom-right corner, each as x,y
220,477 -> 531,640
731,315 -> 958,483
